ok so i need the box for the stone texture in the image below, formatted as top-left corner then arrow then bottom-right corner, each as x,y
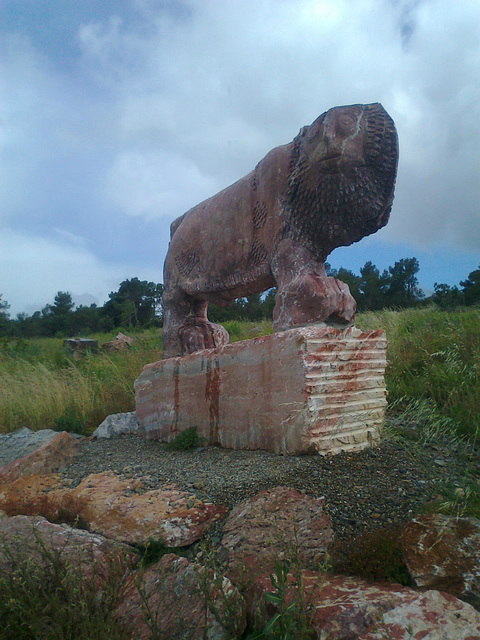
102,332 -> 136,353
0,426 -> 65,468
67,472 -> 227,546
221,486 -> 333,588
249,572 -> 480,639
0,473 -> 66,517
91,411 -> 139,439
135,325 -> 387,455
401,514 -> 480,608
0,514 -> 137,578
0,431 -> 81,482
116,553 -> 246,640
162,103 -> 398,358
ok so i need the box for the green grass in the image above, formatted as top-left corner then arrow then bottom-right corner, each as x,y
357,306 -> 480,442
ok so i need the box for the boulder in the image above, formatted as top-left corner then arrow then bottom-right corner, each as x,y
249,572 -> 480,639
135,325 -> 388,455
221,486 -> 333,588
0,427 -> 65,468
0,431 -> 81,483
91,412 -> 139,439
0,471 -> 226,547
102,332 -> 136,353
67,472 -> 227,546
401,513 -> 480,608
0,514 -> 137,578
116,553 -> 246,640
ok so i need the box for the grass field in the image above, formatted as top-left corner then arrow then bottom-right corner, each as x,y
0,309 -> 479,443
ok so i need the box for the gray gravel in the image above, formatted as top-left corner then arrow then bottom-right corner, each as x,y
59,428 -> 471,545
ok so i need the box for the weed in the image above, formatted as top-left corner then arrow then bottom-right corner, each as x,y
422,478 -> 480,519
247,560 -> 316,640
0,525 -> 132,640
54,410 -> 85,435
166,425 -> 203,451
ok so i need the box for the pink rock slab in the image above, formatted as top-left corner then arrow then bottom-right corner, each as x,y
401,514 -> 480,607
0,514 -> 137,579
135,325 -> 387,455
221,486 -> 333,588
68,472 -> 227,546
250,572 -> 480,639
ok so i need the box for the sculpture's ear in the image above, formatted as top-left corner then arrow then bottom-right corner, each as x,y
298,125 -> 309,138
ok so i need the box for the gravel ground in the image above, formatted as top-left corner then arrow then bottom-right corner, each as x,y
59,427 -> 473,545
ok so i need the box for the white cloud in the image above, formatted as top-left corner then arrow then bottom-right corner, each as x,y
0,230 -> 133,317
1,0 -> 480,315
105,150 -> 219,219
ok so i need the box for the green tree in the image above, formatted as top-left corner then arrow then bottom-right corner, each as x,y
460,265 -> 480,306
0,294 -> 9,319
0,294 -> 10,336
103,278 -> 163,328
53,291 -> 75,315
385,257 -> 424,307
432,283 -> 464,309
358,261 -> 389,311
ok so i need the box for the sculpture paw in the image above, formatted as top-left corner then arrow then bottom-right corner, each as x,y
178,319 -> 229,356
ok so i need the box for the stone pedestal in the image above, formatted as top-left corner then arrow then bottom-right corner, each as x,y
134,326 -> 387,455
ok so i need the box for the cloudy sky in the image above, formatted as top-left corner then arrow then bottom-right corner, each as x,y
1,0 -> 479,317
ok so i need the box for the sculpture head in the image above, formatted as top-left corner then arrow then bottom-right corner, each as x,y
286,103 -> 398,260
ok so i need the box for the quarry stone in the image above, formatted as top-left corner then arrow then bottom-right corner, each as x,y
249,572 -> 480,639
221,486 -> 333,588
0,427 -> 65,468
0,431 -> 81,482
401,513 -> 480,608
135,325 -> 387,455
67,472 -> 227,546
0,513 -> 137,577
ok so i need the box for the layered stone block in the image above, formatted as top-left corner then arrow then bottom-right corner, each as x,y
134,326 -> 387,455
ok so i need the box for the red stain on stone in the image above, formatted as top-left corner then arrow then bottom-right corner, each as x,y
205,357 -> 221,442
173,361 -> 180,430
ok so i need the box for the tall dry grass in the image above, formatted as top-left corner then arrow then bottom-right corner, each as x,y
0,332 -> 163,434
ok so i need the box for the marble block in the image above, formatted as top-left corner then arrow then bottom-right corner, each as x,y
134,325 -> 387,455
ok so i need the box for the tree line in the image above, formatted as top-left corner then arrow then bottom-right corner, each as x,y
0,260 -> 479,338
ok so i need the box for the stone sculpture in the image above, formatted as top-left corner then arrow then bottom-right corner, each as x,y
162,103 -> 398,358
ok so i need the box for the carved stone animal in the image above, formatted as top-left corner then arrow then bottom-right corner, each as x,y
162,103 -> 398,358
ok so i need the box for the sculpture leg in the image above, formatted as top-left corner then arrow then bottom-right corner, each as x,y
271,242 -> 356,331
162,291 -> 229,359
